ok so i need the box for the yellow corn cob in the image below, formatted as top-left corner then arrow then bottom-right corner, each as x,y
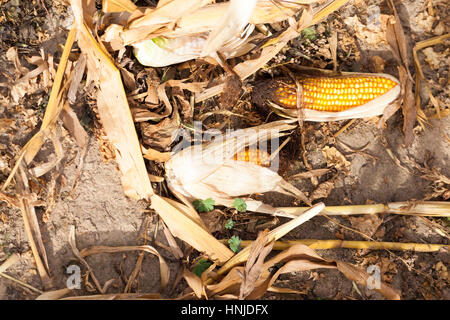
233,147 -> 271,166
272,76 -> 397,112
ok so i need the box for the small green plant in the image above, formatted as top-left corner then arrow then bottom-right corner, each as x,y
228,235 -> 242,253
225,219 -> 235,230
301,27 -> 317,41
193,198 -> 215,213
233,198 -> 247,212
192,258 -> 212,277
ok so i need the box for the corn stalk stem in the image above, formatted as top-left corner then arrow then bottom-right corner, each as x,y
230,239 -> 449,253
278,201 -> 450,217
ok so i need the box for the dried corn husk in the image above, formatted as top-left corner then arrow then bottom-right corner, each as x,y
103,0 -> 312,67
132,0 -> 258,67
124,0 -> 308,43
165,120 -> 310,216
133,25 -> 257,67
133,35 -> 208,67
200,0 -> 257,57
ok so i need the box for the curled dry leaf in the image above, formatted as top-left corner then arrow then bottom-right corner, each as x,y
371,55 -> 386,73
198,210 -> 225,234
140,110 -> 180,151
413,34 -> 450,119
385,0 -> 416,146
2,29 -> 74,191
343,14 -> 390,49
348,214 -> 383,239
182,269 -> 206,299
161,221 -> 184,259
398,65 -> 416,146
310,180 -> 335,201
233,239 -> 449,252
322,146 -> 350,172
67,54 -> 87,104
278,201 -> 450,217
239,229 -> 274,300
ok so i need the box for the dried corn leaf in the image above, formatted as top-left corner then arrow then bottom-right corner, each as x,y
71,3 -> 153,199
61,102 -> 88,148
15,165 -> 52,289
385,0 -> 416,146
142,147 -> 171,162
413,34 -> 450,118
0,253 -> 20,273
183,269 -> 206,299
79,244 -> 170,289
290,168 -> 330,180
151,195 -> 234,264
386,1 -> 410,71
217,203 -> 324,276
67,54 -> 86,104
102,0 -> 137,13
36,288 -> 72,300
2,27 -> 76,191
61,293 -> 161,300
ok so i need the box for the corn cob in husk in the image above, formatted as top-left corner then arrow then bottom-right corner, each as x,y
252,73 -> 401,121
165,120 -> 309,217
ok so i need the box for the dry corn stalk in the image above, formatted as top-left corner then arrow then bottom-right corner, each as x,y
165,120 -> 310,217
252,73 -> 401,121
278,201 -> 450,217
234,239 -> 450,252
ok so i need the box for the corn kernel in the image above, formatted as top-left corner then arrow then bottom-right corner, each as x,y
233,148 -> 271,166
